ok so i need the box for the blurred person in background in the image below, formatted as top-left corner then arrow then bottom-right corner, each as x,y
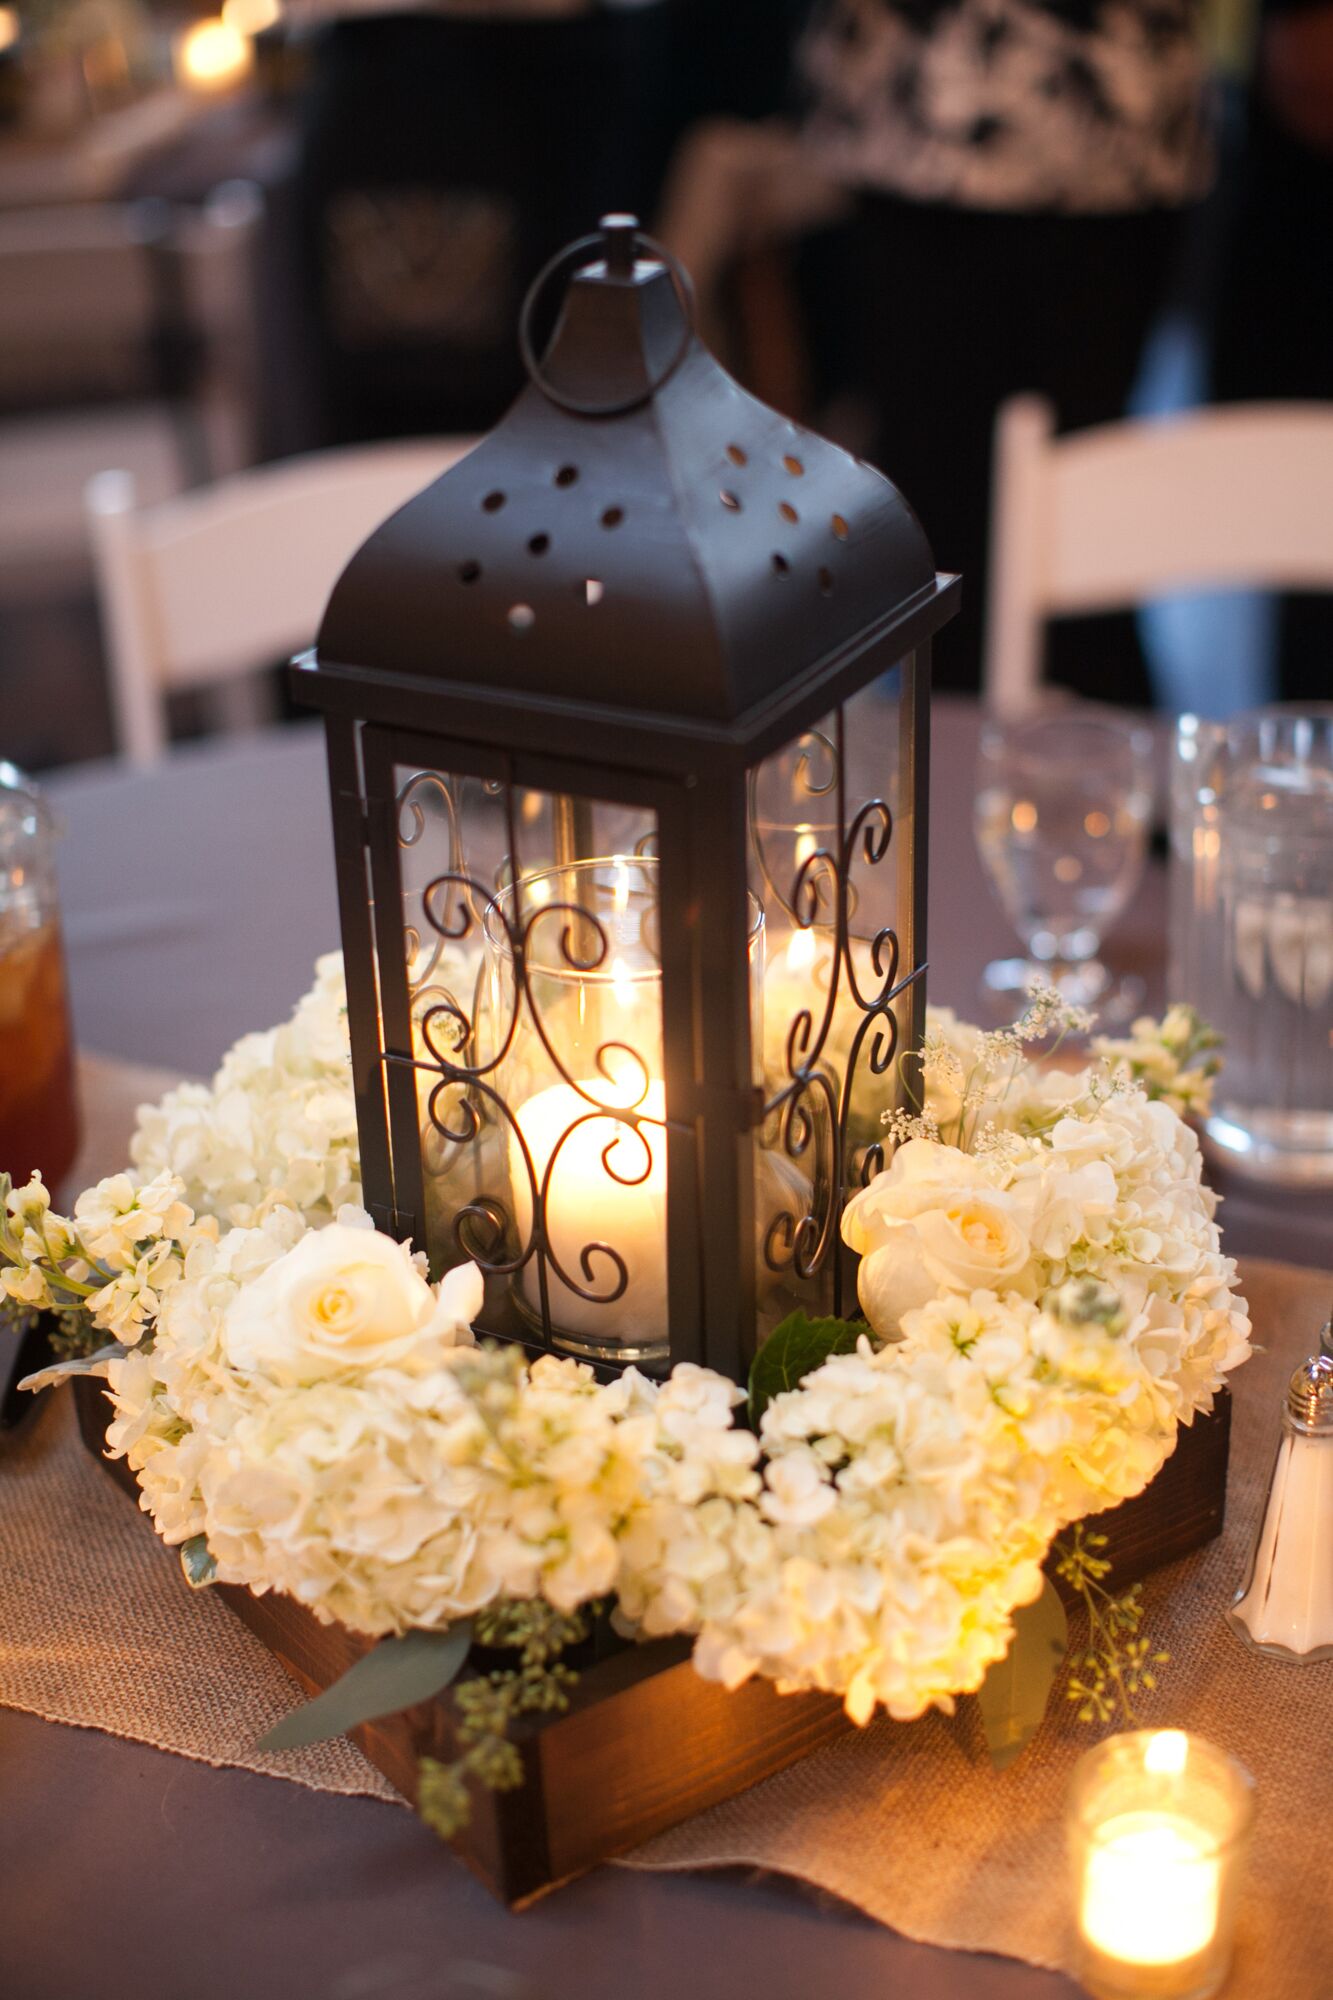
283,0 -> 803,447
798,0 -> 1217,697
1209,0 -> 1333,701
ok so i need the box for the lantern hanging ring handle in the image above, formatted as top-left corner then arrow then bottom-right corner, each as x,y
518,219 -> 696,418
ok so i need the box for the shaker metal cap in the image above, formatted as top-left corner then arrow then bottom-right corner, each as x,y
1287,1354 -> 1333,1434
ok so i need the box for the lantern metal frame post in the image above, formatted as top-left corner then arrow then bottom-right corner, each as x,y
296,216 -> 959,1384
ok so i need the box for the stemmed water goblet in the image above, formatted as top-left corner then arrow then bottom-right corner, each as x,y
974,705 -> 1155,1019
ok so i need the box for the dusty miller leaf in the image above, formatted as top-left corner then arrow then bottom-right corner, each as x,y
976,1578 -> 1068,1771
179,1535 -> 218,1589
257,1621 -> 475,1752
749,1311 -> 865,1428
18,1343 -> 125,1395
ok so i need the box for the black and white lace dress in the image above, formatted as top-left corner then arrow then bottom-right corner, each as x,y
801,0 -> 1214,211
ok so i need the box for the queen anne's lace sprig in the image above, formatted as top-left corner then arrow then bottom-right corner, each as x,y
1,962 -> 1251,1728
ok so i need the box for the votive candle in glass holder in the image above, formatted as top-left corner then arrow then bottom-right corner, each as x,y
1067,1730 -> 1255,2000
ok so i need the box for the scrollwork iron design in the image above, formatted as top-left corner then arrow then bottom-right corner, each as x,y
760,712 -> 921,1312
383,782 -> 666,1348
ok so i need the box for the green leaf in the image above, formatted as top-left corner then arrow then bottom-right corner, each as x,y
257,1621 -> 475,1753
179,1534 -> 217,1589
748,1310 -> 866,1428
976,1579 -> 1069,1771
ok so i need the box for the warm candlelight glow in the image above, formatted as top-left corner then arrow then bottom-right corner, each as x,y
1080,1811 -> 1220,1967
0,7 -> 19,53
175,17 -> 252,91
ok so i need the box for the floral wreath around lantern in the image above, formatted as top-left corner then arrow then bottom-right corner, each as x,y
1,959 -> 1244,1829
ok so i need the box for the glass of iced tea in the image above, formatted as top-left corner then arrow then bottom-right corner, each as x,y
0,762 -> 80,1193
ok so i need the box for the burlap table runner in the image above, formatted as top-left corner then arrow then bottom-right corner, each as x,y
3,1056 -> 1331,1993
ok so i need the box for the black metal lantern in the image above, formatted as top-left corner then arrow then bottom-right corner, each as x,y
295,217 -> 958,1381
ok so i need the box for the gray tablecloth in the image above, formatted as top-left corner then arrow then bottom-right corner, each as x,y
4,699 -> 1322,2000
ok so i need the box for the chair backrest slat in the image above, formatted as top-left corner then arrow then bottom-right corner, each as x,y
87,440 -> 476,762
985,397 -> 1333,714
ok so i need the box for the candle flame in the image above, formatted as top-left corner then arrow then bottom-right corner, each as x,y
1144,1730 -> 1189,1777
786,926 -> 817,975
610,954 -> 635,1008
612,863 -> 631,917
176,16 -> 252,88
794,825 -> 816,867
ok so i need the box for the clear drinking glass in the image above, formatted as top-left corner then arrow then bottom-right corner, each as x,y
1170,705 -> 1333,1186
0,762 -> 80,1191
975,707 -> 1155,1012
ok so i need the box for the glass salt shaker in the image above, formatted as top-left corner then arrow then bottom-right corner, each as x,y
1227,1343 -> 1333,1663
0,762 -> 81,1192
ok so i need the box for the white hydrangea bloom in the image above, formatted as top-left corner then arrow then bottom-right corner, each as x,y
130,952 -> 360,1227
75,986 -> 1250,1733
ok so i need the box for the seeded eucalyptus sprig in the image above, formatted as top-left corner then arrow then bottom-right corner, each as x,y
1055,1524 -> 1170,1725
416,1599 -> 590,1842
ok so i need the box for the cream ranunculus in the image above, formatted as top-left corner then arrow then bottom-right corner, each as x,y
221,1218 -> 480,1383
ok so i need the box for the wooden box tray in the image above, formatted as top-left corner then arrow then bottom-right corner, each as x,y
71,1375 -> 1230,1907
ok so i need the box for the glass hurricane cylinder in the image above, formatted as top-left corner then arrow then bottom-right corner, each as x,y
484,855 -> 763,1363
1169,706 -> 1333,1186
1067,1730 -> 1255,2000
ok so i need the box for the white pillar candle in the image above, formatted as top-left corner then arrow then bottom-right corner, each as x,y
1080,1810 -> 1221,1966
510,1078 -> 667,1354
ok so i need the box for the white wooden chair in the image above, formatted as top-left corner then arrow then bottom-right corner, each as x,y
86,438 -> 476,763
984,396 -> 1333,714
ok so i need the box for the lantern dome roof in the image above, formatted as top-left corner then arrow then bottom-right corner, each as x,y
316,222 -> 935,726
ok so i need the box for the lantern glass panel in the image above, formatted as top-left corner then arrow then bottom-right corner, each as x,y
385,754 -> 765,1366
750,660 -> 920,1330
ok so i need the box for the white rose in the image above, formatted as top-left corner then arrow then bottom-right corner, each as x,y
221,1221 -> 480,1384
844,1143 -> 1033,1334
